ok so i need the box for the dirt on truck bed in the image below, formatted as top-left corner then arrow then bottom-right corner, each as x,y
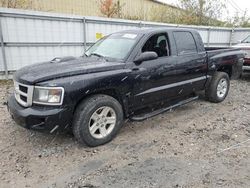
0,74 -> 250,188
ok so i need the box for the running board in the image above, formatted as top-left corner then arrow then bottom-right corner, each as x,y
130,96 -> 199,121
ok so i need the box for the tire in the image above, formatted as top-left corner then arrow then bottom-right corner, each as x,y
205,72 -> 230,103
73,94 -> 124,147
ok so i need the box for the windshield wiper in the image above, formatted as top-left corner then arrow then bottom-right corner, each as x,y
89,52 -> 110,61
90,53 -> 104,58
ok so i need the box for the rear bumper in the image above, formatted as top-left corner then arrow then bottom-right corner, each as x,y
7,95 -> 73,133
243,66 -> 250,71
242,58 -> 250,71
244,58 -> 250,66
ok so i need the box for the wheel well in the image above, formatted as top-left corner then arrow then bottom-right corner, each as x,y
73,89 -> 127,116
217,65 -> 232,78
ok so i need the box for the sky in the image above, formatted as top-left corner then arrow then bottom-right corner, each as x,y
157,0 -> 250,21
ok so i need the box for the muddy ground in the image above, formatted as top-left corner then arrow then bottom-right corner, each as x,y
0,74 -> 250,188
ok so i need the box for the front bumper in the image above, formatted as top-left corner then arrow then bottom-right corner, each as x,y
7,95 -> 73,133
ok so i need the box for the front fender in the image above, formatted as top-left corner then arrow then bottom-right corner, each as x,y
37,69 -> 132,117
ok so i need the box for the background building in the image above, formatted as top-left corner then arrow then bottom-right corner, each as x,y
0,0 -> 182,22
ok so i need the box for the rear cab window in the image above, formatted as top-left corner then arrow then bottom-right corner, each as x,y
173,31 -> 197,55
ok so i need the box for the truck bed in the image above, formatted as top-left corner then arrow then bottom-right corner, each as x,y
205,48 -> 245,79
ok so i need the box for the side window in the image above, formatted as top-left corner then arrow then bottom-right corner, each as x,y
142,33 -> 170,57
173,31 -> 197,55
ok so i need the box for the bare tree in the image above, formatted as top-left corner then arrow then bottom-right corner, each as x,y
150,5 -> 182,24
0,0 -> 44,10
99,0 -> 124,18
178,0 -> 226,25
226,10 -> 250,27
1,0 -> 30,8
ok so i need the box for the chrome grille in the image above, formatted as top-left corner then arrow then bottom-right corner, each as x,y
14,81 -> 34,107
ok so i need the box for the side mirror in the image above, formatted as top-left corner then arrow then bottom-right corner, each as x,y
134,51 -> 158,64
237,40 -> 242,44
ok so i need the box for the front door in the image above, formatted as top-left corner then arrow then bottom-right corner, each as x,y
127,32 -> 177,111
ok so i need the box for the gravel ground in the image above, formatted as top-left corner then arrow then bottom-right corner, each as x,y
0,74 -> 250,188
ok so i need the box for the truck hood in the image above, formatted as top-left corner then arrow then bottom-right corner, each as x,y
14,56 -> 125,85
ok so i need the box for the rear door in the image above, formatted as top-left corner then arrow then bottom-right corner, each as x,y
173,31 -> 207,94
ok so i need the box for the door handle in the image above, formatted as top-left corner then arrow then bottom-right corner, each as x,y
166,65 -> 175,69
131,67 -> 146,71
210,64 -> 216,69
197,59 -> 205,63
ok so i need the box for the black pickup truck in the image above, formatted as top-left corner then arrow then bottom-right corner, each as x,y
7,28 -> 245,146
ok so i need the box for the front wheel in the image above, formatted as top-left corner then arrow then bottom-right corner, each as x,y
73,94 -> 124,147
205,72 -> 230,103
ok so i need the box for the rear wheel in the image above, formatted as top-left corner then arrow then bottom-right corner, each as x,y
205,72 -> 230,103
73,95 -> 123,147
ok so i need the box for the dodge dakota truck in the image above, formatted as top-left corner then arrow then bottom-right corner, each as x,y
7,28 -> 245,146
232,35 -> 250,71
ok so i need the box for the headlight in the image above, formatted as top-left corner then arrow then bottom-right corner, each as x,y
33,86 -> 64,105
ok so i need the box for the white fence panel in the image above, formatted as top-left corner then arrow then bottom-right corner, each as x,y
0,49 -> 3,72
233,29 -> 250,44
1,17 -> 84,43
209,29 -> 232,47
5,46 -> 83,71
1,7 -> 250,79
85,19 -> 140,43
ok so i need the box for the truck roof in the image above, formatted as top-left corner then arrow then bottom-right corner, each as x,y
116,27 -> 197,35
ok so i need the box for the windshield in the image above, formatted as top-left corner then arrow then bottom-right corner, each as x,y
85,33 -> 140,60
242,35 -> 250,43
